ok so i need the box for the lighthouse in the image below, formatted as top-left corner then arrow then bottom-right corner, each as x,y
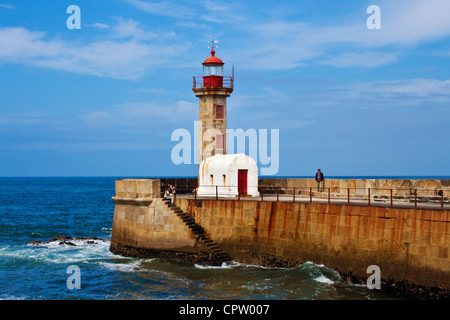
193,40 -> 233,164
194,40 -> 259,198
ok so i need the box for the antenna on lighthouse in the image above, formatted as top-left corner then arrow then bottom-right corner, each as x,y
208,37 -> 218,50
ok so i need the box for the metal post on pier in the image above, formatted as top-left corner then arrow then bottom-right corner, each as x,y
276,187 -> 279,202
328,188 -> 330,205
293,187 -> 295,203
414,189 -> 417,209
368,188 -> 371,207
310,187 -> 312,204
390,189 -> 393,207
347,188 -> 350,205
216,185 -> 218,201
441,191 -> 444,210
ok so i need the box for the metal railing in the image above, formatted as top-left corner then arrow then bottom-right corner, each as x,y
193,76 -> 233,89
162,185 -> 449,211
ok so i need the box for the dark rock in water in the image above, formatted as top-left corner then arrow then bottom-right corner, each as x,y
28,240 -> 44,246
60,241 -> 76,246
28,236 -> 107,246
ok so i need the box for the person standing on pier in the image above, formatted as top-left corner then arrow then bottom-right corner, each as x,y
315,169 -> 324,192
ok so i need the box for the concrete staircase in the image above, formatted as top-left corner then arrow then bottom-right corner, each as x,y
162,198 -> 232,264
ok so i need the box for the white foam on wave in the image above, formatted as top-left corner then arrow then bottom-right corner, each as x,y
0,294 -> 27,300
194,260 -> 326,271
31,238 -> 109,249
96,260 -> 147,273
3,239 -> 120,265
313,275 -> 334,285
193,260 -> 266,270
302,261 -> 325,268
194,261 -> 237,269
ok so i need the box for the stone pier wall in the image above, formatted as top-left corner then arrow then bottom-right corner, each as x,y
110,178 -> 450,299
176,198 -> 449,298
110,179 -> 215,263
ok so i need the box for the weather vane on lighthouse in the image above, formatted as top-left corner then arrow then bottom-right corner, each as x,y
208,37 -> 218,51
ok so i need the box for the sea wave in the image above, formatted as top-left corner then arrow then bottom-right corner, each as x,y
313,275 -> 335,285
194,261 -> 239,269
96,260 -> 149,273
1,238 -> 117,265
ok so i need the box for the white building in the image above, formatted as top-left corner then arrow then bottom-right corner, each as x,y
197,154 -> 259,197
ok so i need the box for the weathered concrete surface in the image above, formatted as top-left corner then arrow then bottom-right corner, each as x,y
114,179 -> 161,199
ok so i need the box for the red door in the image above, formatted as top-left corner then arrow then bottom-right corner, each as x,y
238,170 -> 248,194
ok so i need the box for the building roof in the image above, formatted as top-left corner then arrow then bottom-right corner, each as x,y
200,154 -> 257,175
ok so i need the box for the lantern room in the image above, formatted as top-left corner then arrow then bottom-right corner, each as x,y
193,39 -> 234,90
202,48 -> 224,87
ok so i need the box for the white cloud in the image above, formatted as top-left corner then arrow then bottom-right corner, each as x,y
175,20 -> 212,30
125,0 -> 245,23
0,4 -> 13,9
82,100 -> 196,128
203,1 -> 229,12
124,0 -> 196,19
231,0 -> 450,70
87,23 -> 110,29
83,111 -> 115,128
361,79 -> 450,98
0,28 -> 64,60
0,24 -> 181,79
111,17 -> 176,41
374,0 -> 450,46
320,52 -> 399,68
309,78 -> 450,109
0,112 -> 49,126
2,0 -> 449,78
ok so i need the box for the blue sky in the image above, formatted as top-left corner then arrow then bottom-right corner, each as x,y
0,0 -> 449,177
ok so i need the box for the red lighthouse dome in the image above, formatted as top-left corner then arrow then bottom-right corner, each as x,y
202,49 -> 224,66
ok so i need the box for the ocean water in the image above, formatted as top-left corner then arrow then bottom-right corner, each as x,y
0,177 -> 397,301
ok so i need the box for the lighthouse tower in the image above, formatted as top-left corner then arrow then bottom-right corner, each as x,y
193,40 -> 233,165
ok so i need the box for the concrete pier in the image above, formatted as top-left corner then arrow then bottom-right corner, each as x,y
110,178 -> 450,299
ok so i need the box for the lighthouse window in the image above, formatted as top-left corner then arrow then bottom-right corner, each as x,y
203,65 -> 223,77
215,104 -> 224,118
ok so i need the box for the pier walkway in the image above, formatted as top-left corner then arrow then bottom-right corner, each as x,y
171,187 -> 450,211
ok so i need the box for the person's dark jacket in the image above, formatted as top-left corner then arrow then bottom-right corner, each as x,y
315,172 -> 324,182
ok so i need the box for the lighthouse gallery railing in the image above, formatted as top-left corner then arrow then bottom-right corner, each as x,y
193,76 -> 233,89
